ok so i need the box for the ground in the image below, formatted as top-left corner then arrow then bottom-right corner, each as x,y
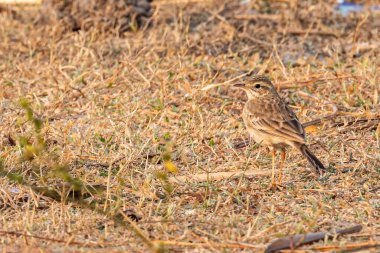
0,0 -> 379,252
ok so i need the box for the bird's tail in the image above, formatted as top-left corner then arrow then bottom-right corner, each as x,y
299,144 -> 325,174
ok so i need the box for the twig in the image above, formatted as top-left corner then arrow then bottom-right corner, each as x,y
283,29 -> 338,38
233,139 -> 251,149
0,230 -> 133,247
332,118 -> 380,128
311,240 -> 380,252
234,14 -> 282,21
169,169 -> 270,183
200,72 -> 251,91
334,118 -> 380,133
238,33 -> 272,47
151,240 -> 260,250
76,152 -> 159,168
0,230 -> 86,246
264,224 -> 363,253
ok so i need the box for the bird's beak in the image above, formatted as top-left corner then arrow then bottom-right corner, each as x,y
233,83 -> 245,87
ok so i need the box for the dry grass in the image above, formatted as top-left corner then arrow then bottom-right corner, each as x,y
0,0 -> 379,252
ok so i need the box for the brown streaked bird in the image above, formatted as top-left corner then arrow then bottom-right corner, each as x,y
234,75 -> 325,188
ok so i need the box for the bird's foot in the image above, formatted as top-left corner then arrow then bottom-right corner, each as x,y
267,182 -> 283,191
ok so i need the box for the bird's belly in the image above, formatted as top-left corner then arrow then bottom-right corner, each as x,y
247,126 -> 293,148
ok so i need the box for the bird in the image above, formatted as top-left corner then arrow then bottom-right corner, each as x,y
233,75 -> 326,188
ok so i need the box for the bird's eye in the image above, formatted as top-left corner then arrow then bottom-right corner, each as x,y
254,83 -> 261,89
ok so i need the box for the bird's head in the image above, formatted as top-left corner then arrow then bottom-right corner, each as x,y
233,75 -> 278,99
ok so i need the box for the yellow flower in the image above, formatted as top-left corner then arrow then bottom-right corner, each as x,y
164,161 -> 178,174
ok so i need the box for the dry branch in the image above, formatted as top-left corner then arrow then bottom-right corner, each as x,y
152,240 -> 260,250
282,29 -> 338,38
234,14 -> 282,21
265,225 -> 363,253
169,169 -> 271,183
311,240 -> 380,252
200,71 -> 252,91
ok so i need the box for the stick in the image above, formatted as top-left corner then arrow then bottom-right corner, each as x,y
152,240 -> 260,249
169,169 -> 270,183
233,139 -> 251,149
234,14 -> 282,21
200,72 -> 250,91
264,224 -> 363,253
283,29 -> 338,38
311,240 -> 380,252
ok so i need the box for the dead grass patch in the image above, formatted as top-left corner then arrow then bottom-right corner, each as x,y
0,0 -> 379,252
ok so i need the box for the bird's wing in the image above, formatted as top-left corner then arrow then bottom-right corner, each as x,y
244,98 -> 306,144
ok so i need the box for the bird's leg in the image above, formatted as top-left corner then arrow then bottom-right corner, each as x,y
278,150 -> 286,185
270,148 -> 276,188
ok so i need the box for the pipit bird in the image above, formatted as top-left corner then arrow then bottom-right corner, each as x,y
234,75 -> 325,188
